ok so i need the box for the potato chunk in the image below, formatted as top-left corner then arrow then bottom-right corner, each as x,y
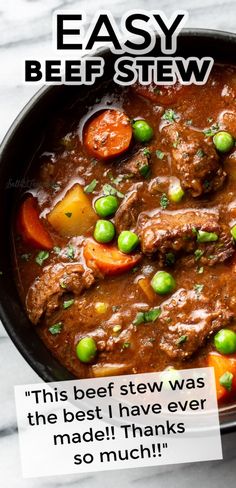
48,184 -> 97,237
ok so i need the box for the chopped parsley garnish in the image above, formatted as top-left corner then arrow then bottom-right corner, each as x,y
156,149 -> 165,160
66,244 -> 75,260
172,134 -> 180,148
219,371 -> 233,391
153,87 -> 161,94
107,171 -> 114,181
51,182 -> 61,192
165,252 -> 175,266
194,249 -> 204,261
197,266 -> 204,274
196,148 -> 206,158
160,193 -> 169,209
103,183 -> 124,199
65,212 -> 72,218
112,305 -> 120,312
203,180 -> 210,190
185,119 -> 192,126
84,179 -> 98,194
49,322 -> 63,335
112,174 -> 134,185
112,175 -> 122,185
53,246 -> 61,255
35,251 -> 49,266
143,148 -> 151,157
197,230 -> 218,243
133,308 -> 161,325
176,335 -> 187,346
60,280 -> 67,289
63,298 -> 74,309
162,108 -> 178,123
122,342 -> 131,349
203,123 -> 219,137
113,325 -> 122,333
194,283 -> 204,294
139,164 -> 150,178
21,253 -> 31,261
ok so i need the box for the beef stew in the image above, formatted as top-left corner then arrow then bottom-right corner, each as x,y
12,64 -> 236,403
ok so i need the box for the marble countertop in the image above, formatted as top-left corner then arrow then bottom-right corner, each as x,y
1,0 -> 236,486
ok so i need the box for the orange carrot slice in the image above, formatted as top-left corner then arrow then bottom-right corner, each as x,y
138,277 -> 156,302
18,196 -> 53,250
84,109 -> 132,160
208,351 -> 236,401
84,239 -> 141,275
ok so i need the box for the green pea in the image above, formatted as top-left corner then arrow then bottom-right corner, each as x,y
213,131 -> 234,153
214,329 -> 236,355
94,220 -> 115,243
231,225 -> 236,240
197,230 -> 218,243
151,271 -> 176,295
118,230 -> 139,254
132,120 -> 154,143
168,184 -> 185,203
76,337 -> 97,363
95,195 -> 119,217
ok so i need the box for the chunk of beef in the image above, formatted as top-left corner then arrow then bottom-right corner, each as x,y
115,189 -> 142,233
159,288 -> 233,359
162,123 -> 226,196
26,263 -> 95,324
119,148 -> 150,177
136,209 -> 234,265
219,111 -> 236,138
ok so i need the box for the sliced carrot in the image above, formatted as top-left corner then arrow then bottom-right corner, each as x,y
138,277 -> 156,302
18,196 -> 53,250
208,351 -> 236,401
83,239 -> 141,276
84,109 -> 132,160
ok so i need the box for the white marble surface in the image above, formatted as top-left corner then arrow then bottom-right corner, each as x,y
1,0 -> 236,486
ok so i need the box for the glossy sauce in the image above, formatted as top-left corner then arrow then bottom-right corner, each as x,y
12,65 -> 236,391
